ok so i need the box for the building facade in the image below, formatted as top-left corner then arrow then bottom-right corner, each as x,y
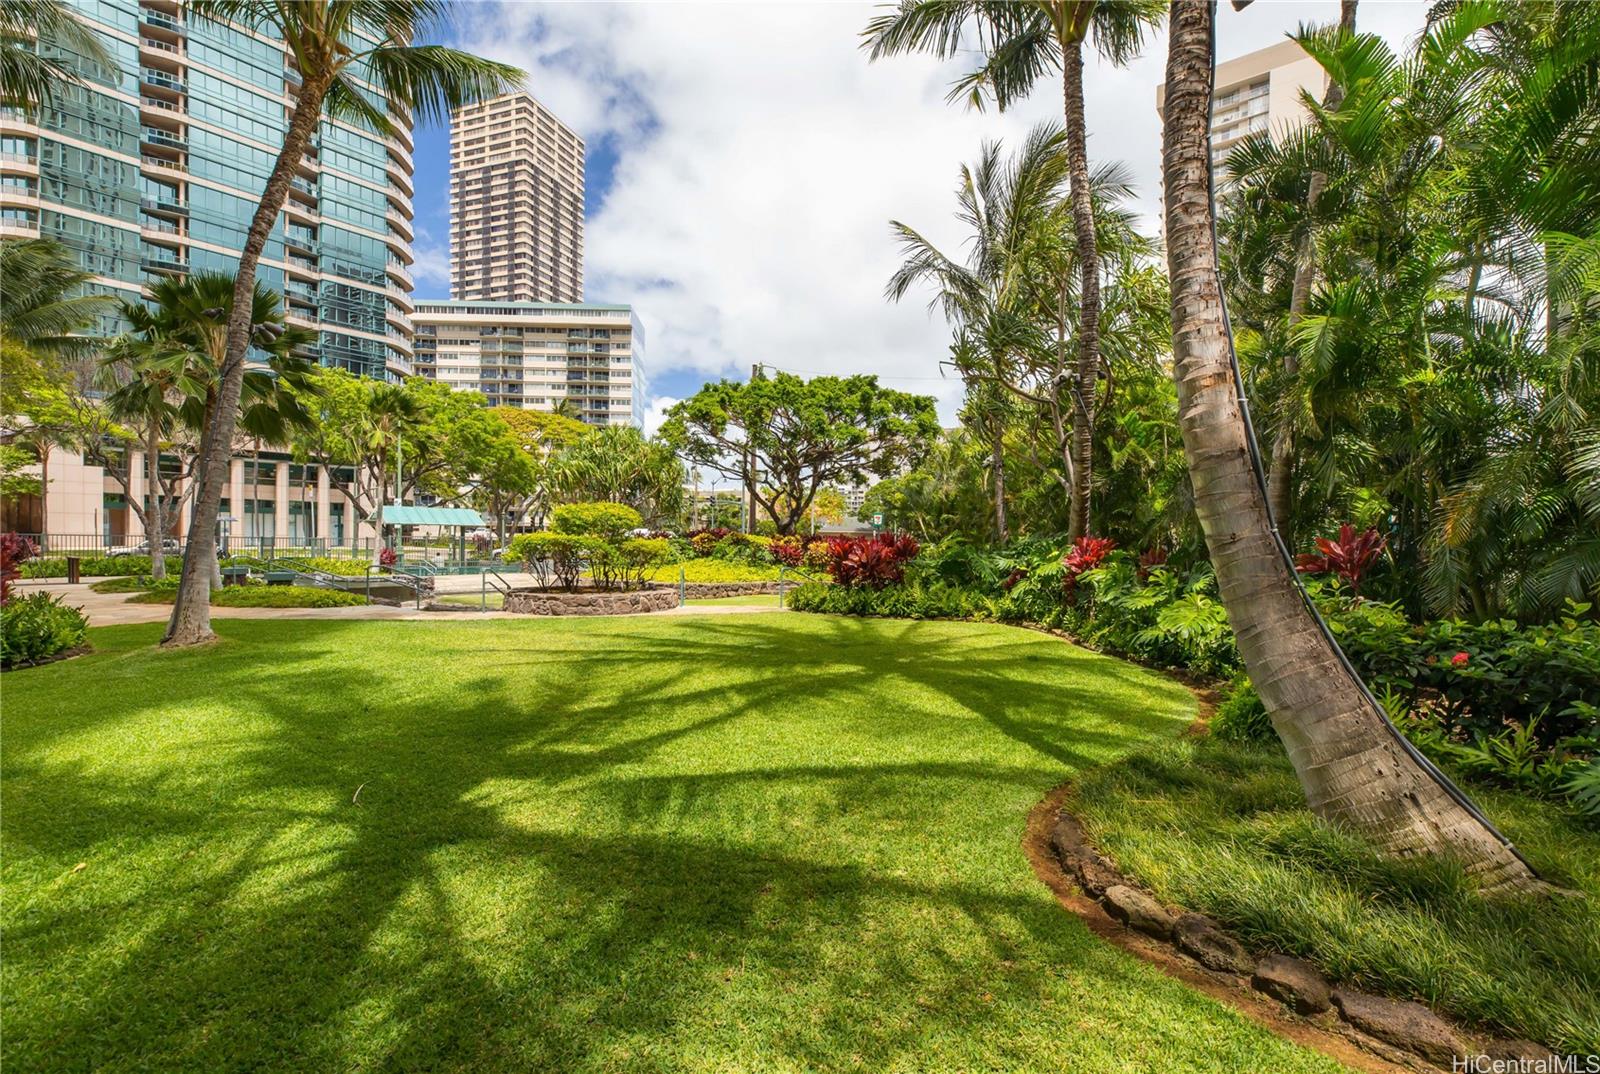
0,0 -> 418,379
1154,38 -> 1328,184
0,0 -> 419,547
449,91 -> 584,304
413,301 -> 645,428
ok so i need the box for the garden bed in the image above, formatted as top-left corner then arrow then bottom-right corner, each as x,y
503,584 -> 679,616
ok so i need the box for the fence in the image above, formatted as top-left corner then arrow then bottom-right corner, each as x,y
11,533 -> 382,561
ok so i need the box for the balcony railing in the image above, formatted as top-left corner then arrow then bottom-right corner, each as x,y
141,10 -> 183,33
141,251 -> 187,272
141,127 -> 186,149
141,153 -> 183,169
139,95 -> 180,113
140,69 -> 184,92
140,37 -> 181,55
140,215 -> 180,234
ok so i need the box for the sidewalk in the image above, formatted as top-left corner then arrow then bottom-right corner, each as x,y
16,581 -> 784,628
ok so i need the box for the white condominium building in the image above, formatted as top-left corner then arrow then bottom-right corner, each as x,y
1155,38 -> 1328,183
449,91 -> 584,304
413,301 -> 645,428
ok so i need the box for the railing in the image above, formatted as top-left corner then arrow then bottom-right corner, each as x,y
140,37 -> 181,55
140,69 -> 184,92
141,10 -> 183,33
142,127 -> 186,149
141,153 -> 183,169
140,95 -> 180,112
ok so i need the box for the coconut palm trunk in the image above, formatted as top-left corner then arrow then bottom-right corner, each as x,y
145,426 -> 165,580
1062,43 -> 1100,540
164,71 -> 333,646
1266,0 -> 1357,534
1161,0 -> 1538,894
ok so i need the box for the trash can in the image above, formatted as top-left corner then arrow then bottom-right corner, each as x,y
66,556 -> 81,585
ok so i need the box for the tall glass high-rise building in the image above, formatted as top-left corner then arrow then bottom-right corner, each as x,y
0,0 -> 416,378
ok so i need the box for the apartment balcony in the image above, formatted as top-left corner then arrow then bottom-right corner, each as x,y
385,259 -> 412,290
383,183 -> 412,217
0,214 -> 39,237
285,253 -> 317,277
139,214 -> 183,236
141,126 -> 186,152
0,151 -> 38,175
385,155 -> 414,197
139,95 -> 182,120
284,281 -> 318,304
386,284 -> 414,314
287,176 -> 318,204
386,307 -> 414,335
382,230 -> 412,266
284,228 -> 316,253
139,36 -> 184,67
284,197 -> 316,223
140,68 -> 185,96
385,205 -> 413,242
141,248 -> 188,274
139,8 -> 184,37
140,153 -> 185,174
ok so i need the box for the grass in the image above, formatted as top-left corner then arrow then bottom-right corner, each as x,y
88,576 -> 153,594
127,585 -> 368,608
685,594 -> 785,607
0,616 -> 1348,1074
435,592 -> 506,609
1071,737 -> 1600,1053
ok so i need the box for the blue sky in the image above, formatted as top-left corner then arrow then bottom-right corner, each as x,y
412,1 -> 1430,437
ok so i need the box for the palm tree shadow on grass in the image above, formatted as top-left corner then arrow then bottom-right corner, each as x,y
5,615 -> 1212,1072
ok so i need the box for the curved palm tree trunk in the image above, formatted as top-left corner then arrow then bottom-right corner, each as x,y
1162,0 -> 1538,894
1266,0 -> 1357,536
1063,45 -> 1100,541
165,74 -> 333,646
145,427 -> 165,581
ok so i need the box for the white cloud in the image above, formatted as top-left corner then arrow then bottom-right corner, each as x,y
639,394 -> 678,438
409,223 -> 451,291
458,1 -> 1429,423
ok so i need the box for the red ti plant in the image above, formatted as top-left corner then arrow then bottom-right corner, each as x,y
824,533 -> 919,589
1136,546 -> 1169,582
1294,523 -> 1387,598
378,546 -> 398,568
1062,536 -> 1116,593
1,532 -> 37,605
771,535 -> 805,566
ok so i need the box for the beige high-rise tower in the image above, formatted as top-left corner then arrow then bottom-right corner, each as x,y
449,91 -> 585,303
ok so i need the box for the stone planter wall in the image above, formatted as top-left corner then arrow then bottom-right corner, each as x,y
504,585 -> 680,616
680,581 -> 782,598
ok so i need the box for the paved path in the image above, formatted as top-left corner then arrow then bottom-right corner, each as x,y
18,581 -> 785,629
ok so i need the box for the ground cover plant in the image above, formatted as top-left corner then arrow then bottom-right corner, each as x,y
1,616 -> 1349,1073
127,584 -> 368,609
1071,736 -> 1600,1052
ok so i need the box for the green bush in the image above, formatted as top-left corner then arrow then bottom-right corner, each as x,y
506,532 -> 596,591
2,593 -> 88,666
1212,675 -> 1272,744
21,554 -> 183,579
550,502 -> 642,540
710,532 -> 776,566
786,579 -> 980,619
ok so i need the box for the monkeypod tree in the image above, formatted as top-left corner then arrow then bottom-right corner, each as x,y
660,373 -> 939,535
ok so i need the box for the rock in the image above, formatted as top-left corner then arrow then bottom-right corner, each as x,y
1332,988 -> 1464,1064
1050,814 -> 1088,858
1482,1040 -> 1555,1063
1173,913 -> 1254,974
1252,955 -> 1331,1014
1070,851 -> 1121,897
1101,885 -> 1174,940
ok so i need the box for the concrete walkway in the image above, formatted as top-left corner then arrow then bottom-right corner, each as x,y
17,581 -> 785,629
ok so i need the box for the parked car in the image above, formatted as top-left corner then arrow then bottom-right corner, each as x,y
105,538 -> 181,558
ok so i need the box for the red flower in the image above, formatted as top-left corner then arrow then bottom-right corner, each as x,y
1451,651 -> 1469,667
1063,536 -> 1116,592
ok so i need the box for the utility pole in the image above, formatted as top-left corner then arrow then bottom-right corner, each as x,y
745,362 -> 761,533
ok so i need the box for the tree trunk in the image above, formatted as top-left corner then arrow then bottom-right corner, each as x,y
146,428 -> 165,581
371,456 -> 387,565
38,444 -> 49,551
1063,45 -> 1100,541
991,425 -> 1007,543
1266,0 -> 1356,536
164,74 -> 333,647
1161,0 -> 1538,894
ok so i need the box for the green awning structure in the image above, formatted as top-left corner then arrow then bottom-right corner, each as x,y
369,505 -> 486,527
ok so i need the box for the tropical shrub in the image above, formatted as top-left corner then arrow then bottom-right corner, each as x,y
1211,675 -> 1271,744
551,502 -> 643,540
378,547 -> 397,567
19,554 -> 183,579
508,532 -> 593,591
710,532 -> 775,566
801,539 -> 832,572
1062,536 -> 1116,594
1296,524 -> 1388,598
1,591 -> 88,666
771,535 -> 805,566
2,532 -> 36,602
589,537 -> 670,591
786,579 -> 978,619
824,533 -> 920,589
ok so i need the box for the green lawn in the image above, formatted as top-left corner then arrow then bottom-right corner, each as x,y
685,594 -> 785,607
1073,738 -> 1600,1053
2,616 -> 1347,1073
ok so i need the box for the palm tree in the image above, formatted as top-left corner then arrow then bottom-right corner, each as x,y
0,0 -> 114,112
103,274 -> 316,583
865,0 -> 1164,538
166,1 -> 523,647
1160,0 -> 1539,893
361,382 -> 423,564
549,396 -> 583,421
0,238 -> 113,392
